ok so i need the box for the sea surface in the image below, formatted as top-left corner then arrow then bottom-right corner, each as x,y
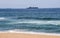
0,8 -> 60,34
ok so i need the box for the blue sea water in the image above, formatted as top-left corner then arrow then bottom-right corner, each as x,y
0,8 -> 60,33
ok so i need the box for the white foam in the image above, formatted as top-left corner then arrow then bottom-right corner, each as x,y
0,17 -> 6,20
8,19 -> 60,25
0,30 -> 60,36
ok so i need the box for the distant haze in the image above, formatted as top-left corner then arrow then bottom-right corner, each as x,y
0,0 -> 60,8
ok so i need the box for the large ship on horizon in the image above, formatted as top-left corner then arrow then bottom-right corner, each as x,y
27,7 -> 39,9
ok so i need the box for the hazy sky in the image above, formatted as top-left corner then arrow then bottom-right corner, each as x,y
0,0 -> 60,8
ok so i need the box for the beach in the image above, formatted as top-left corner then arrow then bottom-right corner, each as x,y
0,8 -> 60,38
0,33 -> 60,38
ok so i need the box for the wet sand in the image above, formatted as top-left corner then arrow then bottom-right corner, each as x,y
0,33 -> 60,38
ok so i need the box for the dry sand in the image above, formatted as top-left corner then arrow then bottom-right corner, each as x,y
0,33 -> 60,38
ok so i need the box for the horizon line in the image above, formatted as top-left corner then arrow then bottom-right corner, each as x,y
0,7 -> 60,9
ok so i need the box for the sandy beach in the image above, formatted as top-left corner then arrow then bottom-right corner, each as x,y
0,33 -> 60,38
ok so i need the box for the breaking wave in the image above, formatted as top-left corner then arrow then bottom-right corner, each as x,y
0,17 -> 60,25
7,19 -> 60,25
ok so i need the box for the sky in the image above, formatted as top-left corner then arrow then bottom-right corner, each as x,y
0,0 -> 60,8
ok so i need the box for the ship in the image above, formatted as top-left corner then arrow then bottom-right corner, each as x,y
27,7 -> 39,9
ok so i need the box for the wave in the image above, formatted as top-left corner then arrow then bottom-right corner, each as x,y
1,16 -> 60,20
0,17 -> 6,20
7,19 -> 60,25
12,16 -> 60,20
0,17 -> 60,25
0,29 -> 60,36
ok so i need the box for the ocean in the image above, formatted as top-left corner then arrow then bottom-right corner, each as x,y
0,8 -> 60,34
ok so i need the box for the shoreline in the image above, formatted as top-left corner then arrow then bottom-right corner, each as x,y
0,33 -> 60,38
0,30 -> 60,36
